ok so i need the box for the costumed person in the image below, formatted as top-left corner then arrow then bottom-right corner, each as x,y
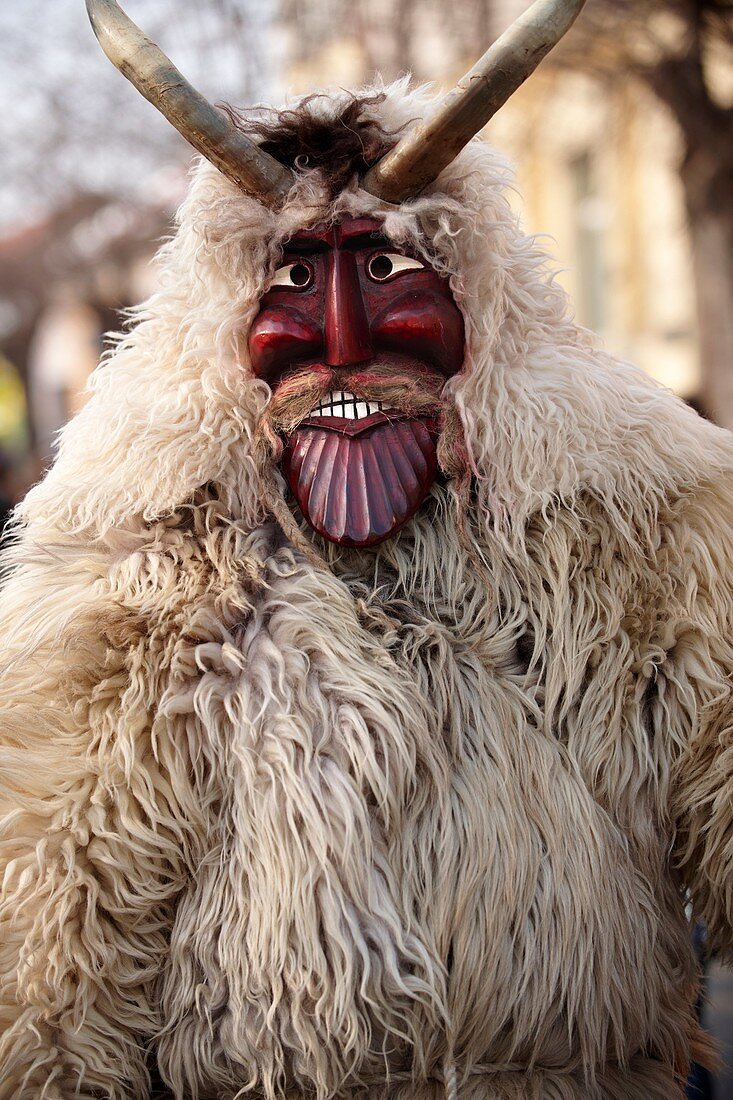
1,1 -> 732,1097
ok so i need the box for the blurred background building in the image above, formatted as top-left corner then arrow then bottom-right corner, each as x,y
1,0 -> 733,1087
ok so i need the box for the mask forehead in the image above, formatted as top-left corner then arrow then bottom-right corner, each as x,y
283,216 -> 390,250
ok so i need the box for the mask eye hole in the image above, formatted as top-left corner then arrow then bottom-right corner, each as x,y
367,251 -> 425,283
269,259 -> 314,290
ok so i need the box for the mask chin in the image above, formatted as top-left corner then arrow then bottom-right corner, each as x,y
282,414 -> 440,547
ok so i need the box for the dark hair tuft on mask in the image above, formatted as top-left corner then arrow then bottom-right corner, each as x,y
220,93 -> 401,199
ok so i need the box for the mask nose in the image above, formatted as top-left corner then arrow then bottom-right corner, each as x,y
323,250 -> 373,366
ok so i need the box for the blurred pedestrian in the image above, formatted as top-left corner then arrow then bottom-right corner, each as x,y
687,923 -> 715,1099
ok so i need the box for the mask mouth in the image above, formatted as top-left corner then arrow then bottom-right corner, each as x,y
282,414 -> 439,547
308,389 -> 399,421
302,389 -> 410,439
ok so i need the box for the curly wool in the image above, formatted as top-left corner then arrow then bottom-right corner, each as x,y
1,80 -> 733,1100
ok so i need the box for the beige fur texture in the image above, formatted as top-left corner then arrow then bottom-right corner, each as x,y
2,82 -> 733,1099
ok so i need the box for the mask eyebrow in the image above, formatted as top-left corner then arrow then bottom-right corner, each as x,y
283,237 -> 329,255
284,232 -> 394,255
340,231 -> 392,252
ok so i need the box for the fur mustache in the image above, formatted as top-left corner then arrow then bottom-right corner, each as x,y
261,362 -> 447,441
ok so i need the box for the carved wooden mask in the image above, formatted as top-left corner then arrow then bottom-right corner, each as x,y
249,217 -> 465,547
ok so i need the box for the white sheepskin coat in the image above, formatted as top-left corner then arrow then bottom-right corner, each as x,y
2,83 -> 733,1100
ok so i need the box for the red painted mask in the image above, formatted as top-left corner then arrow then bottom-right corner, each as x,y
249,216 -> 465,546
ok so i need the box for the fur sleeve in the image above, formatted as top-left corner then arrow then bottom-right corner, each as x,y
666,475 -> 733,952
0,535 -> 189,1099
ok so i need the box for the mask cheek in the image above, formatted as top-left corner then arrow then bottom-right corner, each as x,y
248,304 -> 323,382
370,292 -> 465,377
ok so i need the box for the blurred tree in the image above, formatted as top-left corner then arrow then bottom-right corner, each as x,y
563,0 -> 733,427
0,0 -> 276,458
0,0 -> 274,231
282,0 -> 500,81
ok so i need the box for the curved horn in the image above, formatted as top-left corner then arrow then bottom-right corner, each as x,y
362,0 -> 586,204
86,0 -> 293,206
